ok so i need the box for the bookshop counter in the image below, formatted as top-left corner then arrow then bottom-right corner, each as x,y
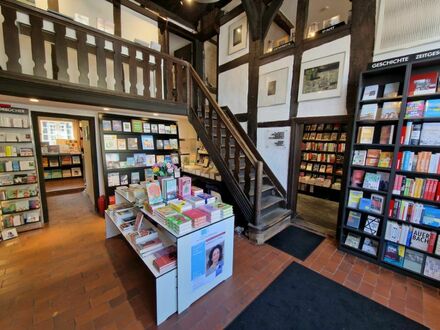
105,190 -> 234,325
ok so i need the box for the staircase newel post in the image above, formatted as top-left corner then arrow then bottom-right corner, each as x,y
254,161 -> 263,226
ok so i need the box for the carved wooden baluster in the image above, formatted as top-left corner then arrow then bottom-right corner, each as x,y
217,117 -> 222,147
200,95 -> 206,120
254,161 -> 263,224
176,63 -> 183,103
224,129 -> 231,166
208,104 -> 214,140
1,6 -> 21,72
95,37 -> 107,88
76,30 -> 89,85
128,47 -> 137,95
244,158 -> 251,198
53,23 -> 69,81
113,41 -> 123,92
29,15 -> 46,77
154,55 -> 162,99
166,60 -> 174,101
142,50 -> 150,98
234,145 -> 241,181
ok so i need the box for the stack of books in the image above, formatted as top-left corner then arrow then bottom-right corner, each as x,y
184,195 -> 205,208
114,208 -> 136,222
166,214 -> 192,234
134,228 -> 158,244
198,204 -> 221,222
214,202 -> 233,218
144,201 -> 165,213
191,186 -> 203,196
136,238 -> 163,256
183,209 -> 208,228
154,206 -> 178,221
119,220 -> 135,232
168,199 -> 192,213
153,246 -> 177,273
197,193 -> 216,204
177,176 -> 192,199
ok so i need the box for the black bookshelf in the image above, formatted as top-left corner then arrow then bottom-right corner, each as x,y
42,153 -> 83,180
99,114 -> 180,203
340,56 -> 440,287
298,122 -> 347,202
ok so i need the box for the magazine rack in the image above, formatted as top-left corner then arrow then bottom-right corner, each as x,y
105,190 -> 234,324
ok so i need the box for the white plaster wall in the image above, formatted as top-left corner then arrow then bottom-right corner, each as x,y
58,0 -> 113,29
218,64 -> 248,115
204,41 -> 217,87
264,22 -> 288,53
169,33 -> 192,56
258,55 -> 294,122
219,12 -> 249,66
297,35 -> 350,117
257,126 -> 291,189
121,6 -> 158,44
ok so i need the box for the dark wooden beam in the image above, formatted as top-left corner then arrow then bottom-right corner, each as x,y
261,0 -> 284,39
113,0 -> 121,37
198,7 -> 221,42
246,39 -> 263,143
274,11 -> 294,35
218,54 -> 249,74
219,3 -> 244,26
242,0 -> 283,41
158,17 -> 169,54
47,0 -> 59,11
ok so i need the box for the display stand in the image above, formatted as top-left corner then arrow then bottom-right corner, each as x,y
0,106 -> 44,235
341,51 -> 440,286
106,190 -> 234,324
42,153 -> 83,180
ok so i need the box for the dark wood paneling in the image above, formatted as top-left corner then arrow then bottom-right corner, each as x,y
274,11 -> 294,34
235,113 -> 248,122
76,30 -> 89,85
113,41 -> 124,92
257,120 -> 291,127
29,15 -> 46,77
95,38 -> 107,89
219,4 -> 244,26
259,44 -> 295,66
128,47 -> 137,95
218,54 -> 249,74
142,50 -> 151,98
246,40 -> 263,144
53,23 -> 69,82
113,0 -> 121,37
1,6 -> 21,72
155,56 -> 163,99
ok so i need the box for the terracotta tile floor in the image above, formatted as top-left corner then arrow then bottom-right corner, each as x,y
0,192 -> 439,329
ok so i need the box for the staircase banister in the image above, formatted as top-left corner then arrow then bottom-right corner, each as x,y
0,0 -> 188,67
189,65 -> 259,166
221,106 -> 287,198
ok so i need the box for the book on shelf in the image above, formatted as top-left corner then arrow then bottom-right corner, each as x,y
392,175 -> 439,200
405,101 -> 425,119
379,102 -> 401,120
379,125 -> 394,144
419,123 -> 440,145
362,84 -> 379,100
136,237 -> 163,256
143,122 -> 151,133
359,104 -> 378,121
161,177 -> 177,201
370,194 -> 384,214
398,151 -> 440,173
183,209 -> 208,228
134,228 -> 158,245
436,239 -> 440,256
153,246 -> 177,272
346,211 -> 361,229
352,150 -> 367,166
424,99 -> 440,118
131,172 -> 140,184
351,170 -> 365,188
362,172 -> 380,190
49,158 -> 59,167
357,126 -> 375,144
378,152 -> 393,168
123,122 -> 131,132
366,149 -> 381,167
104,135 -> 118,150
146,181 -> 163,204
165,214 -> 192,234
402,249 -> 424,273
151,124 -> 158,133
383,242 -> 405,267
410,227 -> 436,252
154,206 -> 178,220
383,82 -> 400,98
108,172 -> 120,187
102,120 -> 112,131
117,139 -> 126,150
361,238 -> 379,256
141,135 -> 154,150
131,119 -> 143,133
127,138 -> 138,150
364,215 -> 380,235
423,256 -> 440,280
344,233 -> 361,249
112,120 -> 122,131
168,199 -> 192,213
422,206 -> 440,228
409,72 -> 438,96
348,190 -> 363,208
71,167 -> 82,177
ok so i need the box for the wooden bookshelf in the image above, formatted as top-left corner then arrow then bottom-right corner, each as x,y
340,56 -> 440,287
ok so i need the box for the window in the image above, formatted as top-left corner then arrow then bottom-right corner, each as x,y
40,119 -> 75,145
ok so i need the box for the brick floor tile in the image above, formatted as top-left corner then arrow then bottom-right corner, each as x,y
358,282 -> 375,298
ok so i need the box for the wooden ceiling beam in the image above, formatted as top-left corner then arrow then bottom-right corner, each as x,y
242,0 -> 284,41
274,11 -> 294,35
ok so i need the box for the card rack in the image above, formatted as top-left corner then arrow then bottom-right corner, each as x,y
340,57 -> 440,286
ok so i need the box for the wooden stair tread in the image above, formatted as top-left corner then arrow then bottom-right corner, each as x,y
260,195 -> 284,210
242,184 -> 274,195
248,208 -> 291,231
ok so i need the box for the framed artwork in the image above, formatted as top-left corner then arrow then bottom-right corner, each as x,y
258,67 -> 289,107
298,52 -> 345,102
228,16 -> 247,55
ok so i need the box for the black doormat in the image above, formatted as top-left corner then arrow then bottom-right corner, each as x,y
227,263 -> 427,330
267,226 -> 324,260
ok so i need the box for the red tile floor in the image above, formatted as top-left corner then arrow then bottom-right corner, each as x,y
0,193 -> 438,329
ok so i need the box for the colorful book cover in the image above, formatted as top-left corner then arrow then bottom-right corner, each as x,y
424,99 -> 440,118
419,123 -> 440,145
352,150 -> 367,166
117,139 -> 126,150
403,249 -> 424,273
161,178 -> 177,200
383,242 -> 405,267
178,176 -> 192,198
183,209 -> 207,222
123,122 -> 131,132
379,125 -> 394,144
143,122 -> 151,133
363,172 -> 381,190
359,104 -> 378,120
351,170 -> 365,187
357,126 -> 375,144
347,190 -> 363,208
362,84 -> 379,100
346,211 -> 361,229
127,138 -> 138,150
146,181 -> 162,204
423,256 -> 440,280
410,227 -> 432,251
133,153 -> 147,167
364,216 -> 380,235
145,154 -> 156,167
102,120 -> 112,131
141,135 -> 155,150
383,82 -> 400,98
378,152 -> 393,168
380,102 -> 401,120
344,233 -> 361,248
359,198 -> 372,211
361,238 -> 379,255
158,124 -> 166,134
405,101 -> 425,119
409,72 -> 439,96
131,119 -> 143,133
103,135 -> 118,150
112,120 -> 122,131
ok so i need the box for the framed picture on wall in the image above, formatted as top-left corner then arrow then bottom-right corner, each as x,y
298,52 -> 345,102
258,67 -> 289,107
228,16 -> 248,55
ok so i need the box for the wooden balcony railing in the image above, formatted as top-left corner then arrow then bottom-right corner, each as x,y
0,0 -> 188,105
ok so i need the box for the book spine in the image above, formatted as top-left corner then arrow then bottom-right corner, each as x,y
404,122 -> 412,145
389,199 -> 395,217
436,182 -> 440,201
406,227 -> 413,247
400,126 -> 407,145
428,232 -> 437,253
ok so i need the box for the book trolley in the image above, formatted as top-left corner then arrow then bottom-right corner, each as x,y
105,189 -> 234,324
340,50 -> 440,286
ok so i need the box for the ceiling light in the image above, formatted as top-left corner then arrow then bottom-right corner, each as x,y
103,107 -> 110,111
29,98 -> 39,103
153,113 -> 159,116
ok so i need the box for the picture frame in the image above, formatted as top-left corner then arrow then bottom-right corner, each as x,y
258,67 -> 289,107
228,16 -> 248,55
298,52 -> 345,102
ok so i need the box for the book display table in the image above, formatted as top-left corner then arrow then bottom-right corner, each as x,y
105,190 -> 234,325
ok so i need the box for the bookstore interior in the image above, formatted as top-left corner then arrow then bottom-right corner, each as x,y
1,0 -> 440,327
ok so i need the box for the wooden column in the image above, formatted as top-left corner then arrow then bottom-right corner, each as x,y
247,39 -> 263,144
113,0 -> 122,37
158,18 -> 169,54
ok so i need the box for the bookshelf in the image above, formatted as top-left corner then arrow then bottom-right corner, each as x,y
298,122 -> 347,201
42,153 -> 83,180
99,114 -> 180,203
0,106 -> 44,237
341,55 -> 440,286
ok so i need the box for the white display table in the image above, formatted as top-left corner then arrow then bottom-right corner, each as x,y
105,190 -> 234,325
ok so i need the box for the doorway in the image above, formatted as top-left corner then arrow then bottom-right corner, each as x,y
31,112 -> 99,222
293,116 -> 350,236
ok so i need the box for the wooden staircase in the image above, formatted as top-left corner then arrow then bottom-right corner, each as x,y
188,66 -> 291,244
